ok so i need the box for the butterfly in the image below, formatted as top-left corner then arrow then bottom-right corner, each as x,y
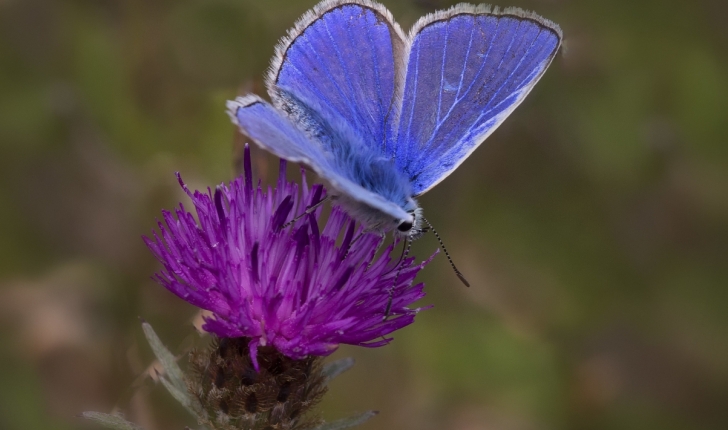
227,0 -> 562,240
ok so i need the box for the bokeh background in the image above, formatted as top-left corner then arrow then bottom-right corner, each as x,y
1,0 -> 727,429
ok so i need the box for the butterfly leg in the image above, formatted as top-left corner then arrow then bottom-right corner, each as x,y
384,238 -> 412,318
282,195 -> 330,229
342,231 -> 365,261
384,237 -> 408,275
366,232 -> 386,270
343,227 -> 383,261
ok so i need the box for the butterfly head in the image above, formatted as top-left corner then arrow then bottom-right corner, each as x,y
395,206 -> 426,240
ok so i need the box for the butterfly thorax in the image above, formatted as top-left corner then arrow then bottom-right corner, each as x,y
278,88 -> 421,236
335,193 -> 421,237
328,143 -> 421,236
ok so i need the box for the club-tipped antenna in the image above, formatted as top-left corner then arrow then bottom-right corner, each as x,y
422,217 -> 470,287
282,195 -> 330,229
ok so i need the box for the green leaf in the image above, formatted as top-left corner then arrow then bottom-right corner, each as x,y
322,357 -> 355,384
157,370 -> 205,419
141,321 -> 206,421
313,411 -> 378,430
81,411 -> 144,430
141,321 -> 186,392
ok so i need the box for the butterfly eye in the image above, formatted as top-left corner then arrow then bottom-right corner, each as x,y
397,221 -> 413,232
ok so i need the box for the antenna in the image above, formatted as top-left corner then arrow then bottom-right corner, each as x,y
422,217 -> 470,287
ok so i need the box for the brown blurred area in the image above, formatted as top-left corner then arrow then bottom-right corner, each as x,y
1,0 -> 727,429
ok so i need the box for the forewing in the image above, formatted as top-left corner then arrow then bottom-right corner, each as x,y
394,6 -> 562,195
226,96 -> 411,222
266,0 -> 406,151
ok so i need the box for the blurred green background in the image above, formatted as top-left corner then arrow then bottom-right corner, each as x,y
1,0 -> 727,429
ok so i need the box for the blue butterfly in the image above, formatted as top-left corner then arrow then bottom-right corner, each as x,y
227,0 -> 562,239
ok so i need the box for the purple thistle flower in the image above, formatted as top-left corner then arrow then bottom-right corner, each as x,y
144,145 -> 432,370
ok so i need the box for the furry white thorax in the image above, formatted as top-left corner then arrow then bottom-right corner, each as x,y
407,207 -> 426,240
333,193 -> 423,238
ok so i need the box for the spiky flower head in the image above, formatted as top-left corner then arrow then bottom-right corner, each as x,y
144,145 -> 431,369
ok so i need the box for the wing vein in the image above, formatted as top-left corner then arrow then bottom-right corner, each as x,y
454,16 -> 500,106
419,27 -> 547,173
364,18 -> 385,145
413,16 -> 501,161
402,41 -> 421,171
481,25 -> 542,113
436,21 -> 449,123
298,35 -> 356,126
459,27 -> 544,142
422,20 -> 523,162
454,20 -> 475,102
323,16 -> 363,130
284,61 -> 348,128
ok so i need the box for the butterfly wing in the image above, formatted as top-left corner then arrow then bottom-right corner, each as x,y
226,96 -> 411,223
266,0 -> 407,151
393,6 -> 562,196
